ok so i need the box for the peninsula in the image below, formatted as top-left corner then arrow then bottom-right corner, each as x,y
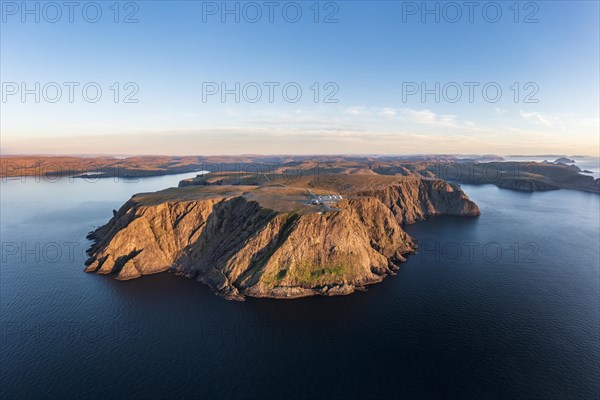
85,172 -> 480,300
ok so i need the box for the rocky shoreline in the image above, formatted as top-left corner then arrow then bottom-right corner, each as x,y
85,175 -> 480,300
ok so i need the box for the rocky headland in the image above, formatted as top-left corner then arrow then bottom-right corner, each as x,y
85,174 -> 480,300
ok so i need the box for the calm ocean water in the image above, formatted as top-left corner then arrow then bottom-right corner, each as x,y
1,174 -> 598,399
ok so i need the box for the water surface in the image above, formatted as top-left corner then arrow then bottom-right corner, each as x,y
1,176 -> 598,399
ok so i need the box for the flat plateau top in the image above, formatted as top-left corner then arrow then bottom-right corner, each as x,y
130,184 -> 330,213
129,174 -> 423,212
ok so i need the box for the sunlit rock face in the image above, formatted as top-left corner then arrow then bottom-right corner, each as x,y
85,176 -> 480,300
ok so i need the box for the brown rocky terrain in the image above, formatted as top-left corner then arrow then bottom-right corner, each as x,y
3,154 -> 597,193
85,175 -> 480,300
397,161 -> 600,193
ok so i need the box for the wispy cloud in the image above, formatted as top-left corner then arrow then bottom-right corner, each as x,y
519,111 -> 559,127
347,106 -> 490,132
379,108 -> 397,117
343,106 -> 371,116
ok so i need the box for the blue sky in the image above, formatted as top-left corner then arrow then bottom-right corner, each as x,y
1,0 -> 599,155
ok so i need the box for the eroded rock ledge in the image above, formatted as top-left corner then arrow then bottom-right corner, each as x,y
85,176 -> 480,300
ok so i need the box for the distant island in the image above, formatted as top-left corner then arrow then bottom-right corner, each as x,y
85,172 -> 480,300
553,157 -> 576,164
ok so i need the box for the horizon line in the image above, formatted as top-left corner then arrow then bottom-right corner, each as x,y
1,152 -> 599,158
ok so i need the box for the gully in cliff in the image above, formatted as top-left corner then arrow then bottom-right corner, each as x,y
85,173 -> 480,300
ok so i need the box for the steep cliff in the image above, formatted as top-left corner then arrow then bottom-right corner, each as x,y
356,179 -> 480,224
85,177 -> 480,300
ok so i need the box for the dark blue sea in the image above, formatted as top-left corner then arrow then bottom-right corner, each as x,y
1,173 -> 598,399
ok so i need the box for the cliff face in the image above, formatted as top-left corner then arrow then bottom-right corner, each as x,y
357,179 -> 480,224
85,178 -> 480,300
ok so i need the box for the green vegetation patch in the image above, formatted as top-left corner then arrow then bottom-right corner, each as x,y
288,260 -> 349,285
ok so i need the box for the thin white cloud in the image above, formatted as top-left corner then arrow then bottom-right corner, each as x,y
379,108 -> 397,117
391,108 -> 486,131
343,106 -> 371,116
519,111 -> 559,127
